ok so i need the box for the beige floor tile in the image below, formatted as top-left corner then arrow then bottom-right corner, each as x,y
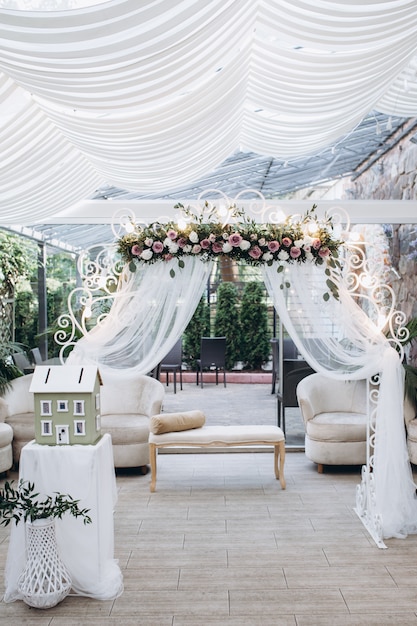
183,564 -> 287,588
110,589 -> 229,617
341,587 -> 417,613
295,614 -> 417,625
229,588 -> 348,615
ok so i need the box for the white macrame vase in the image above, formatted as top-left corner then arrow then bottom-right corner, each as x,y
17,518 -> 72,609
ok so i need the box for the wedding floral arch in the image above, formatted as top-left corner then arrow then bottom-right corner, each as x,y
60,191 -> 417,547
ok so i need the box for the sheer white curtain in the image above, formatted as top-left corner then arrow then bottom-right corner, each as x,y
68,257 -> 212,379
262,261 -> 417,540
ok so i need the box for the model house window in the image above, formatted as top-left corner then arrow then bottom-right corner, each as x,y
41,420 -> 53,436
95,415 -> 101,431
40,400 -> 52,416
57,400 -> 69,412
74,420 -> 86,436
95,393 -> 100,410
73,400 -> 85,416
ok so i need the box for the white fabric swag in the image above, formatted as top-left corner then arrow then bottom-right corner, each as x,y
68,256 -> 212,379
262,262 -> 417,540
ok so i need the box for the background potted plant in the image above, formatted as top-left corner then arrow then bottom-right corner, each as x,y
0,479 -> 91,609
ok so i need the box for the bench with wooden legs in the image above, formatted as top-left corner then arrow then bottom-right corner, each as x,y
148,425 -> 286,492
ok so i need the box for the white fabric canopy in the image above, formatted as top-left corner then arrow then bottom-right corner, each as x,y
1,0 -> 417,221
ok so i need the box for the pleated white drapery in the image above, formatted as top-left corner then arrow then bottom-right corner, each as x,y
68,256 -> 212,379
1,0 -> 417,221
262,262 -> 417,541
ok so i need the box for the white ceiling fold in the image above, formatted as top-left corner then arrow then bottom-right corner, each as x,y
0,0 -> 417,223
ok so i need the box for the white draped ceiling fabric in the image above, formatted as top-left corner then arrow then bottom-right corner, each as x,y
1,0 -> 417,222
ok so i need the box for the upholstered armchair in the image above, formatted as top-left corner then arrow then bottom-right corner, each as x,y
296,373 -> 368,473
403,396 -> 417,465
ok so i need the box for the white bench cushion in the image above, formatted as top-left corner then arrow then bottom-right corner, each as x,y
149,424 -> 285,445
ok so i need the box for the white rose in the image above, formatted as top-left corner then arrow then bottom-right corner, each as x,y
262,251 -> 273,261
183,245 -> 192,253
222,242 -> 232,253
189,230 -> 199,243
294,239 -> 304,248
144,237 -> 153,247
168,242 -> 179,253
278,250 -> 289,261
258,237 -> 266,246
239,239 -> 251,251
140,249 -> 153,260
305,251 -> 314,261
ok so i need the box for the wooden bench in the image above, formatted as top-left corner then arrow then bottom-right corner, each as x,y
148,425 -> 286,492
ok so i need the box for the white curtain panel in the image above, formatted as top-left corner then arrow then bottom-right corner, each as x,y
68,256 -> 212,379
262,261 -> 417,540
1,0 -> 417,220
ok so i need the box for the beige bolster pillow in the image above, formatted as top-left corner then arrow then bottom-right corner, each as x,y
150,410 -> 205,435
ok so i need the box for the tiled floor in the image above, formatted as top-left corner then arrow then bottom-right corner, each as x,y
1,382 -> 417,624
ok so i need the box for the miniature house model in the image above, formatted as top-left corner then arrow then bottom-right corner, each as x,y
30,365 -> 102,446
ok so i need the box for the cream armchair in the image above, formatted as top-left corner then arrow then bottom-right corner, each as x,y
403,396 -> 417,465
296,373 -> 368,473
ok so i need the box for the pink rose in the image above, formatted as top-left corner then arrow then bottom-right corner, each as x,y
164,253 -> 173,261
249,246 -> 262,259
177,237 -> 187,248
192,244 -> 201,254
290,246 -> 301,259
152,241 -> 164,254
229,233 -> 243,247
200,239 -> 210,249
282,237 -> 292,247
131,244 -> 142,256
167,229 -> 177,240
318,247 -> 330,257
312,238 -> 322,250
212,242 -> 223,253
268,240 -> 280,253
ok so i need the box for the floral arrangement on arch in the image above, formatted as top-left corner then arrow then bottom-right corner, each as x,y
116,203 -> 342,275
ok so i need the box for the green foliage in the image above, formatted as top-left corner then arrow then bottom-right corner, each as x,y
0,479 -> 92,526
214,282 -> 241,370
14,289 -> 38,348
183,297 -> 210,369
0,232 -> 37,293
0,341 -> 23,396
239,281 -> 270,369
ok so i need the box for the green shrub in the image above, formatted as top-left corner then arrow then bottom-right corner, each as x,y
240,281 -> 270,369
214,282 -> 241,370
183,296 -> 210,370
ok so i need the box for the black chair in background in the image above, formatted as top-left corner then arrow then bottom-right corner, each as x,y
30,347 -> 44,365
270,337 -> 298,394
12,352 -> 34,375
196,337 -> 226,388
277,359 -> 315,433
159,337 -> 183,394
